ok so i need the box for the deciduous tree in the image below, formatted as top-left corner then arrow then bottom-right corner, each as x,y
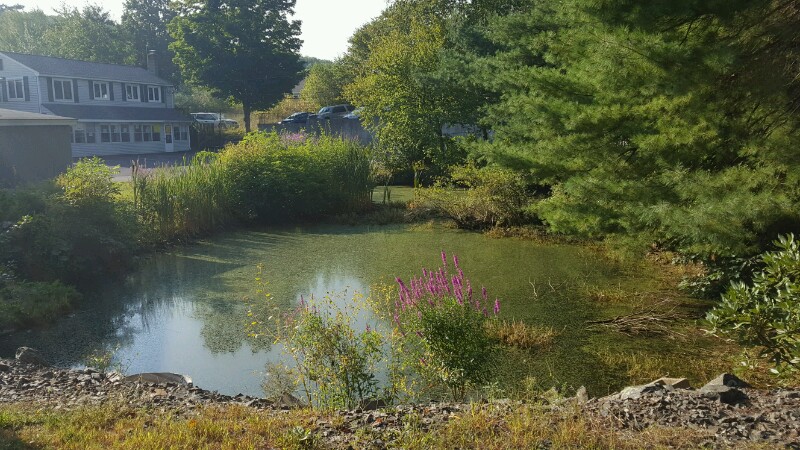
169,0 -> 304,131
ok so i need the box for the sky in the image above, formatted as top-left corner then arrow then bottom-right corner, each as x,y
10,0 -> 389,61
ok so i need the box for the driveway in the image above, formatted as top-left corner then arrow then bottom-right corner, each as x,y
78,151 -> 201,182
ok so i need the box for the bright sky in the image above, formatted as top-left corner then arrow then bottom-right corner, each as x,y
11,0 -> 389,61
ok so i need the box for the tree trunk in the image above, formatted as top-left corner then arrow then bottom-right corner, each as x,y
243,102 -> 252,133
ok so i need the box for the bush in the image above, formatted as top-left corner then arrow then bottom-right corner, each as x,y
392,251 -> 499,400
218,132 -> 373,222
415,164 -> 531,229
0,279 -> 80,330
707,234 -> 800,372
56,157 -> 120,206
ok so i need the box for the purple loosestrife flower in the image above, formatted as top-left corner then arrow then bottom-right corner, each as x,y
366,324 -> 371,333
441,250 -> 447,267
493,298 -> 501,315
453,254 -> 460,269
482,287 -> 488,301
466,280 -> 473,302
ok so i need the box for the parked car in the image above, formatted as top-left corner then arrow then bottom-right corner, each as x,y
343,107 -> 363,120
317,104 -> 355,120
191,112 -> 239,129
280,112 -> 313,124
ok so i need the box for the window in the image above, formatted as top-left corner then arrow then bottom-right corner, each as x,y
147,86 -> 161,102
110,125 -> 121,142
7,79 -> 24,101
142,125 -> 152,142
100,125 -> 111,143
53,79 -> 73,101
73,127 -> 86,143
152,124 -> 161,142
134,125 -> 143,142
121,125 -> 130,142
92,82 -> 109,100
86,124 -> 96,143
173,125 -> 188,141
126,84 -> 140,101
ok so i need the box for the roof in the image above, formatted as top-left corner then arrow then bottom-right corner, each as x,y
0,107 -> 76,126
1,52 -> 169,85
44,104 -> 192,122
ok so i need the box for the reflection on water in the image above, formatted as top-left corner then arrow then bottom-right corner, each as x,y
0,224 -> 646,397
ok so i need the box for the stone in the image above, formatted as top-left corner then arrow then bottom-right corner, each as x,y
361,398 -> 388,411
704,373 -> 750,389
653,377 -> 692,390
698,384 -> 749,405
0,363 -> 10,373
610,383 -> 667,401
122,373 -> 192,386
15,347 -> 50,367
574,386 -> 589,403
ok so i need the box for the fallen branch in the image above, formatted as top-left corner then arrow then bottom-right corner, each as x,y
585,299 -> 686,337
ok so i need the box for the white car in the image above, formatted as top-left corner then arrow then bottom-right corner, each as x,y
191,112 -> 239,129
317,104 -> 355,120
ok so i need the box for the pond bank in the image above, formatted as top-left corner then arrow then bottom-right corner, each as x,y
1,357 -> 798,449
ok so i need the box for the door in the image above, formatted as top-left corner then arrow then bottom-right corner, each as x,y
164,124 -> 174,152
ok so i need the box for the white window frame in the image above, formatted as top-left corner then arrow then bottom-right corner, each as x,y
126,84 -> 140,101
53,78 -> 73,102
6,78 -> 24,101
93,81 -> 110,100
147,86 -> 161,102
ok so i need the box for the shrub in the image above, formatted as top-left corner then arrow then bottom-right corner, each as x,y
415,164 -> 531,229
392,251 -> 499,400
219,132 -> 373,222
56,157 -> 120,206
707,234 -> 800,372
258,291 -> 384,410
0,279 -> 79,329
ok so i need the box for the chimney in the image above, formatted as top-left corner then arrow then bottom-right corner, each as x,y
146,50 -> 158,76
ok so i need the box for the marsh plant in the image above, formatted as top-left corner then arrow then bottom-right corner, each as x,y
254,288 -> 384,410
392,251 -> 500,400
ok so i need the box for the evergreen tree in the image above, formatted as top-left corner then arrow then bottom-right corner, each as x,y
476,0 -> 800,257
122,0 -> 180,81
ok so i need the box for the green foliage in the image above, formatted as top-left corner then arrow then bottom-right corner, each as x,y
42,5 -> 135,64
278,293 -> 384,409
218,132 -> 373,223
0,8 -> 53,54
415,164 -> 531,228
392,252 -> 499,400
121,0 -> 179,82
132,153 -> 231,243
56,157 -> 120,207
707,234 -> 800,372
300,61 -> 348,109
0,279 -> 79,330
474,0 -> 800,257
174,84 -> 237,114
169,0 -> 305,131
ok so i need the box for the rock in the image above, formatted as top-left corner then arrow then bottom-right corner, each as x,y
361,398 -> 388,411
574,386 -> 589,403
653,377 -> 692,390
15,347 -> 50,367
704,373 -> 750,389
276,392 -> 304,409
0,363 -> 10,373
609,383 -> 667,401
122,373 -> 192,386
697,385 -> 749,405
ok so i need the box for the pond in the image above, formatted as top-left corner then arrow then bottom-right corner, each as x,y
0,224 -> 711,398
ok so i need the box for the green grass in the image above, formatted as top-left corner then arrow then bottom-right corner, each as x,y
0,401 -> 756,450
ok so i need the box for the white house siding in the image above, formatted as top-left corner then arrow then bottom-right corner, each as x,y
39,78 -> 171,108
0,56 -> 42,113
70,122 -> 191,157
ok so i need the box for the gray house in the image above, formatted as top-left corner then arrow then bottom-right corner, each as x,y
0,51 -> 191,157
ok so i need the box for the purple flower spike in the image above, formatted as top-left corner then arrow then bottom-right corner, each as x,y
482,287 -> 488,301
441,250 -> 447,267
366,324 -> 371,332
453,254 -> 460,269
482,307 -> 488,317
466,280 -> 473,302
493,298 -> 501,315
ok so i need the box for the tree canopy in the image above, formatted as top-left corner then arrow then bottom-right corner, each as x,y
169,0 -> 305,131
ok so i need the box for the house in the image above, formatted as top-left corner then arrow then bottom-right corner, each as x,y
0,108 -> 75,185
0,51 -> 191,157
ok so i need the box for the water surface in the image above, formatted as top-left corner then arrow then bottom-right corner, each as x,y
0,224 -> 684,396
